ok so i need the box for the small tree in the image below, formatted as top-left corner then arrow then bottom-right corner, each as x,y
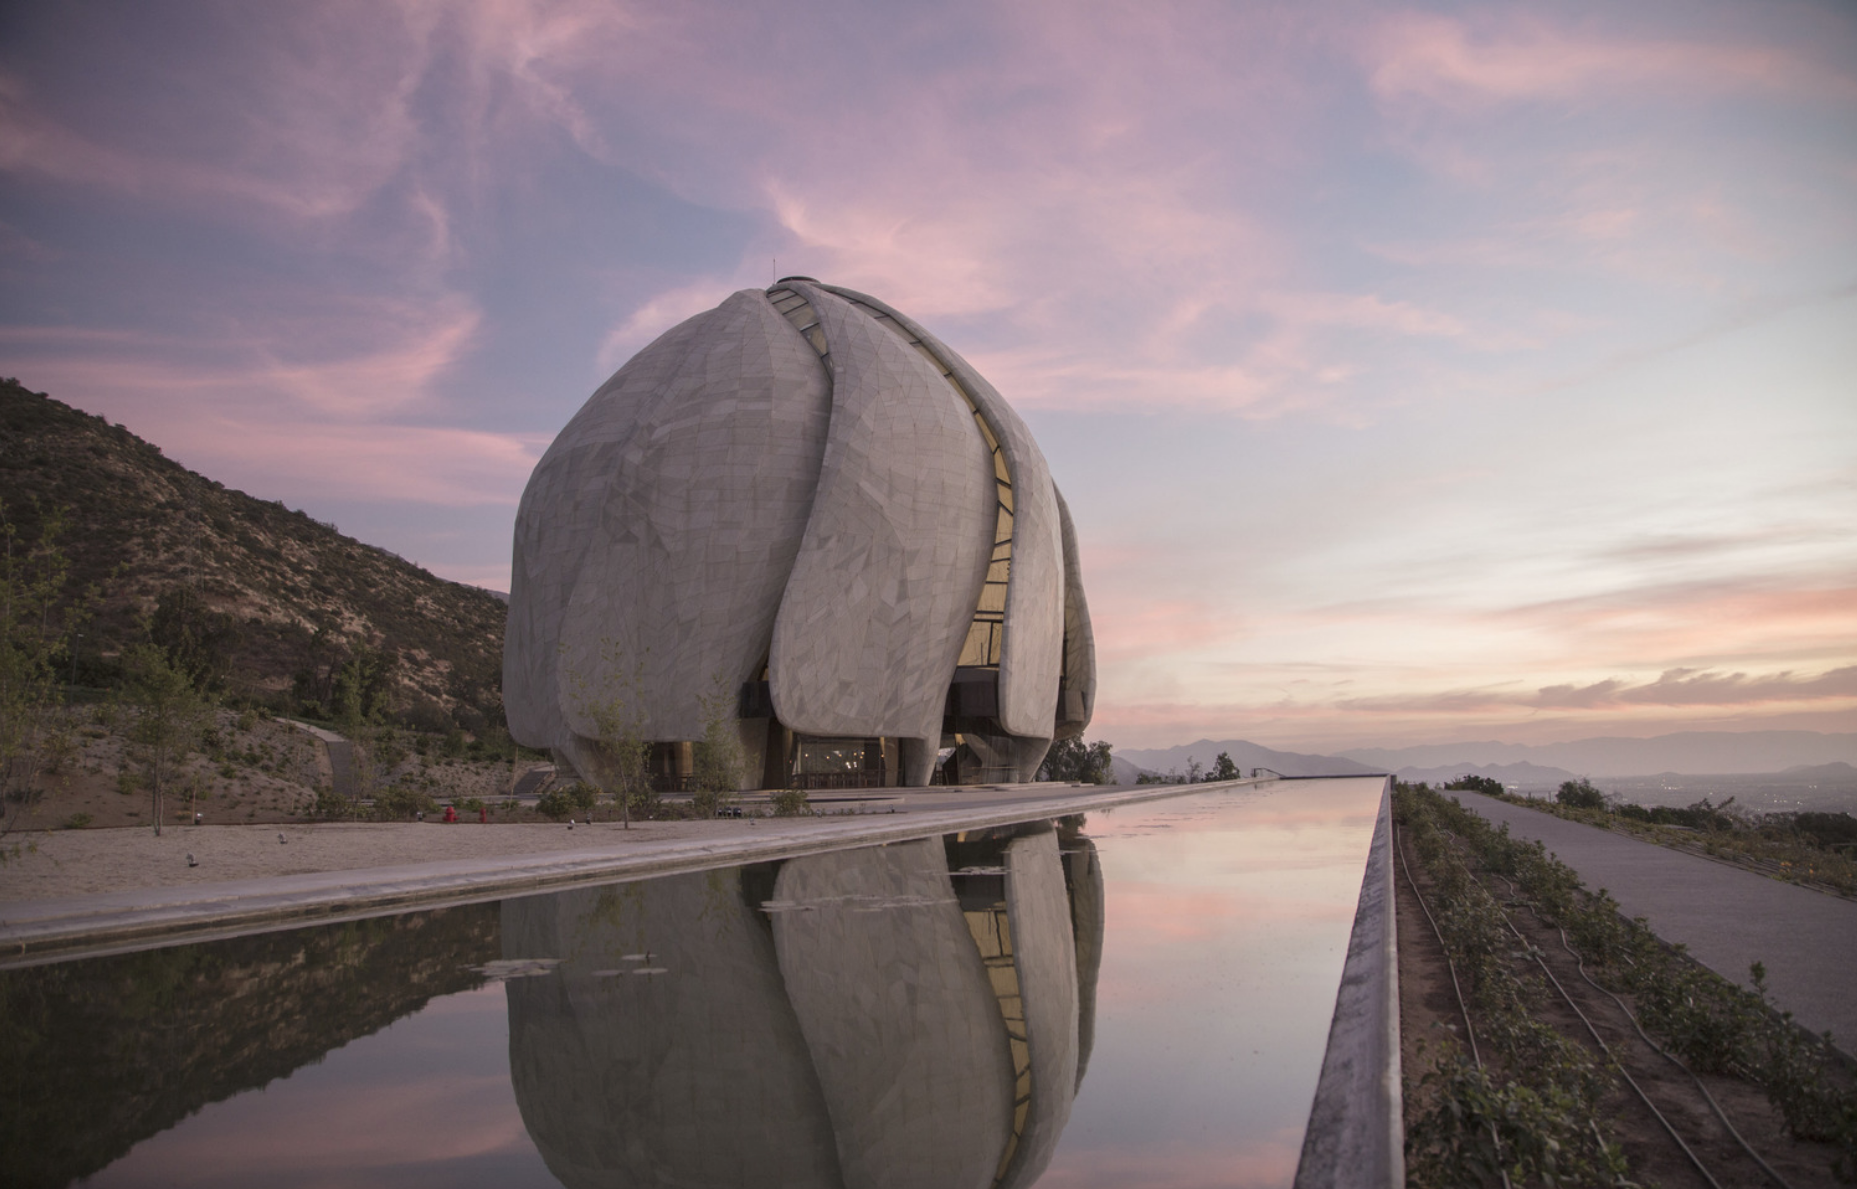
122,642 -> 208,836
568,643 -> 651,828
1209,751 -> 1239,781
149,586 -> 241,694
1556,777 -> 1606,811
333,646 -> 401,810
1037,737 -> 1115,784
690,680 -> 747,815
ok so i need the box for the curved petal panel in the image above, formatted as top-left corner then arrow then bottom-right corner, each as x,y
997,828 -> 1081,1189
816,284 -> 1064,740
508,289 -> 831,748
506,302 -> 721,750
771,838 -> 1015,1189
503,873 -> 843,1189
1053,484 -> 1096,739
769,283 -> 993,743
1062,834 -> 1105,1089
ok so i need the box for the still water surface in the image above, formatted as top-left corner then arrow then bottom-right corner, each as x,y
8,778 -> 1383,1189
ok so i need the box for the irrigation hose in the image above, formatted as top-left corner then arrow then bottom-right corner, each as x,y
1434,838 -> 1726,1189
1395,825 -> 1483,1069
1394,823 -> 1513,1189
1484,870 -> 1794,1189
1490,870 -> 1800,1189
1489,890 -> 1726,1189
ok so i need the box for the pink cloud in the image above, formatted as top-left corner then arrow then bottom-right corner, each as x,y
595,278 -> 742,373
1,348 -> 543,507
1367,12 -> 1857,107
159,418 -> 548,508
1,293 -> 480,420
0,8 -> 433,224
1090,595 -> 1251,664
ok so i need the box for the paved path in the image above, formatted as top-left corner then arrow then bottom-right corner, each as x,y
1455,792 -> 1857,1056
1,777 -> 1293,968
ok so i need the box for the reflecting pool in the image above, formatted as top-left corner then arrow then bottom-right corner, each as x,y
1,777 -> 1383,1189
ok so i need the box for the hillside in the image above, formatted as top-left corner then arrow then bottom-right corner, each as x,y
0,379 -> 506,734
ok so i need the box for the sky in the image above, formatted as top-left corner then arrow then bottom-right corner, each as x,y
1,0 -> 1853,753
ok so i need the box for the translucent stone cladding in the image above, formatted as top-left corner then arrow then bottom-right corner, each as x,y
506,291 -> 832,754
771,840 -> 1015,1188
816,285 -> 1067,743
505,278 -> 1096,785
769,283 -> 993,746
503,875 -> 843,1188
500,829 -> 1107,1189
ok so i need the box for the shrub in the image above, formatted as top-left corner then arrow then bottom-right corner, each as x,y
691,683 -> 747,808
1795,811 -> 1857,851
1555,778 -> 1606,810
771,789 -> 809,816
536,787 -> 573,820
1442,774 -> 1504,796
1039,737 -> 1116,783
372,785 -> 436,820
310,785 -> 351,820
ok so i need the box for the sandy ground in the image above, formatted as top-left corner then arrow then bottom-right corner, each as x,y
0,818 -> 774,902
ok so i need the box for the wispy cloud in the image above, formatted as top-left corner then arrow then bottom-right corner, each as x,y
1540,666 -> 1857,709
0,0 -> 1851,741
1366,12 -> 1857,108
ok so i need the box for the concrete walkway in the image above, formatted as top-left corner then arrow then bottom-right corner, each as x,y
1,778 -> 1275,968
1455,792 -> 1857,1056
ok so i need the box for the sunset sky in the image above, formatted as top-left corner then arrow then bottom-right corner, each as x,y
2,0 -> 1852,752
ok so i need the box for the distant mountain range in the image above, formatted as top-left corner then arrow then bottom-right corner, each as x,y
1339,731 -> 1857,778
1114,739 -> 1383,780
1388,761 -> 1581,787
1112,731 -> 1857,787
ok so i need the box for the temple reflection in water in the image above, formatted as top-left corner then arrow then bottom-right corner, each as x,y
502,819 -> 1104,1189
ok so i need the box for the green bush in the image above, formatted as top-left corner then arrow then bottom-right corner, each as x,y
771,789 -> 809,816
1795,811 -> 1857,850
1443,774 -> 1504,796
372,785 -> 436,820
1555,778 -> 1605,810
310,785 -> 351,820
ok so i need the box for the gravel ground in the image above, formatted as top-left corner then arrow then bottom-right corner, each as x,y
0,818 -> 750,902
0,785 -> 1136,905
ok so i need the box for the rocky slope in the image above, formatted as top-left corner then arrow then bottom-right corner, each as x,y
0,378 -> 506,733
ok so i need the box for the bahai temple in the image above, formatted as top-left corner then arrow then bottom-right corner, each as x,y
505,279 -> 1095,790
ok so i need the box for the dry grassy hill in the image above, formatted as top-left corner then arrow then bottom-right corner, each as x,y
0,378 -> 507,736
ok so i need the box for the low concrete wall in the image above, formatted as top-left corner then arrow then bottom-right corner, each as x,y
1294,777 -> 1403,1189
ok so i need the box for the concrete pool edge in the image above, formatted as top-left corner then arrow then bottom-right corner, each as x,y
1295,777 -> 1404,1189
1,778 -> 1287,969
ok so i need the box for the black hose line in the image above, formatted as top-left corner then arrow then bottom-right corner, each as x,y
1483,871 -> 1795,1189
1395,824 -> 1513,1189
